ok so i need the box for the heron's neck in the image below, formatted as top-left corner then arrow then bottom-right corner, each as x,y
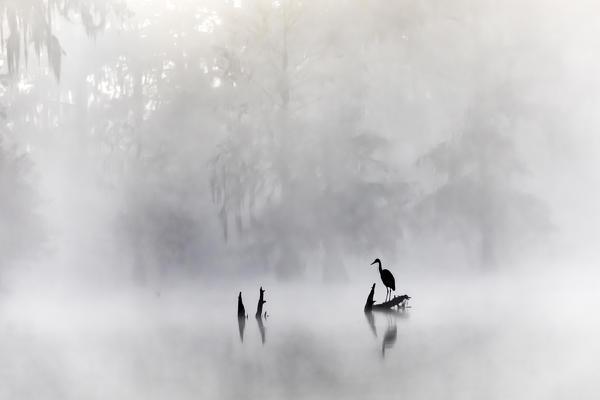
378,264 -> 382,273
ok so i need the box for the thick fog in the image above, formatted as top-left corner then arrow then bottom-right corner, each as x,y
0,0 -> 599,398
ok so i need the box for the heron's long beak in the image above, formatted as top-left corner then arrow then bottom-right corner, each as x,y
370,260 -> 377,266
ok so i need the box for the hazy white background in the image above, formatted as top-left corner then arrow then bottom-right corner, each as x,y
0,0 -> 599,398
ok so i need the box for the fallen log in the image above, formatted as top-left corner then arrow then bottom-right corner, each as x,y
364,283 -> 411,312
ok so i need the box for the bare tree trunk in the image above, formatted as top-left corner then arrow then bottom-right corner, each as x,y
255,286 -> 266,318
364,283 -> 376,312
237,292 -> 246,318
237,292 -> 246,343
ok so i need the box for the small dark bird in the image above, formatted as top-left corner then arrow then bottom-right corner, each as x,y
371,258 -> 395,302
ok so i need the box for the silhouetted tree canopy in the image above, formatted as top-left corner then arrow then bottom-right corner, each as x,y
0,0 -> 562,280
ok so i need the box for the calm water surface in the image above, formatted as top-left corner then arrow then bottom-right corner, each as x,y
0,276 -> 598,399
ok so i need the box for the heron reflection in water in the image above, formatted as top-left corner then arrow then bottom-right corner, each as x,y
365,308 -> 409,358
381,316 -> 397,358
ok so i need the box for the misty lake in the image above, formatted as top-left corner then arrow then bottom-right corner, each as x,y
2,0 -> 600,398
0,273 -> 597,400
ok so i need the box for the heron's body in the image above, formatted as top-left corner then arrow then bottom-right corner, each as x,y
379,265 -> 395,292
371,259 -> 396,301
382,324 -> 398,358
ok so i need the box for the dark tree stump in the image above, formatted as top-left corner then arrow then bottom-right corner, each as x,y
237,292 -> 247,343
237,292 -> 246,318
255,286 -> 266,319
364,283 -> 376,312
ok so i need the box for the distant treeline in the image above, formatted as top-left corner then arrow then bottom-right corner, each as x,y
0,0 -> 560,281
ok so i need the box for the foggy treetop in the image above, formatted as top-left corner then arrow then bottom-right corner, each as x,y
1,0 -> 598,283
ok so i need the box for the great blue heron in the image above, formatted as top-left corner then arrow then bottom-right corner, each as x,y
371,258 -> 395,302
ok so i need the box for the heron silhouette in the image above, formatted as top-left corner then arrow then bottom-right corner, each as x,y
371,258 -> 395,302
